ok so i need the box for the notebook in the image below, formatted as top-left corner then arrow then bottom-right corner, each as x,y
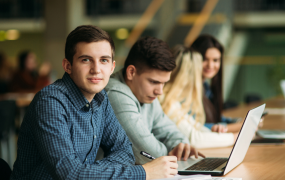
257,129 -> 285,139
177,104 -> 265,176
254,80 -> 285,140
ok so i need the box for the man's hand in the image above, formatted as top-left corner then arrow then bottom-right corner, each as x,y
211,124 -> 228,133
168,143 -> 205,161
142,156 -> 178,180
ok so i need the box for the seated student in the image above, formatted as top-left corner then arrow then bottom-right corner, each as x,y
159,45 -> 238,148
191,35 -> 243,133
9,50 -> 51,93
11,25 -> 178,180
105,36 -> 204,165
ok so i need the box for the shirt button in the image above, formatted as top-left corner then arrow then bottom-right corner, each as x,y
94,135 -> 96,139
86,104 -> 89,107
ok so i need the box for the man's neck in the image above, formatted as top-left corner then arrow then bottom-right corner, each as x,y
124,75 -> 143,105
79,89 -> 95,103
124,75 -> 132,91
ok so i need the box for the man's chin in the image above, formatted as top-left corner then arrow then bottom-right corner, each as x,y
85,87 -> 105,95
143,99 -> 155,104
89,84 -> 107,93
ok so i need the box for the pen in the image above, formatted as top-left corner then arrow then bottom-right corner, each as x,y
140,151 -> 156,160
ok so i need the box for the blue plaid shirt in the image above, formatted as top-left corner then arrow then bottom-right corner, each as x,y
11,73 -> 146,180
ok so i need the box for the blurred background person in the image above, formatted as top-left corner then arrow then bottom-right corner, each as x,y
159,45 -> 238,148
0,51 -> 13,94
191,35 -> 244,133
9,50 -> 51,93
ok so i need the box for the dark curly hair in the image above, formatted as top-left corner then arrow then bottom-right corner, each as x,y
123,36 -> 176,76
65,25 -> 115,65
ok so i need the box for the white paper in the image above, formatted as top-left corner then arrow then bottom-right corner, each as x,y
212,177 -> 242,180
155,175 -> 242,180
155,174 -> 211,180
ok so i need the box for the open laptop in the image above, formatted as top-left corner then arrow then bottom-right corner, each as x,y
178,104 -> 265,176
255,80 -> 285,139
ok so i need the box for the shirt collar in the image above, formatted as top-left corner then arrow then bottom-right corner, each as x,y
62,72 -> 105,110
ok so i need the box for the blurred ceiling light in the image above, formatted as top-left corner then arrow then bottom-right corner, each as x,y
6,29 -> 20,40
0,31 -> 5,41
116,28 -> 129,40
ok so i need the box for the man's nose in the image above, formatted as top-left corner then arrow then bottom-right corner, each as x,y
90,61 -> 100,74
154,84 -> 164,95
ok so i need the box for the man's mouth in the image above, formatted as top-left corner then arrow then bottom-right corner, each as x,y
87,77 -> 103,83
148,96 -> 156,100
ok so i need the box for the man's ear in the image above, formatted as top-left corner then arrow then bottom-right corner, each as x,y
111,60 -> 116,74
62,58 -> 72,74
125,65 -> 136,81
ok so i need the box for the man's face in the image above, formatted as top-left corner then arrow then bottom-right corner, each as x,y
130,68 -> 171,104
63,41 -> 115,101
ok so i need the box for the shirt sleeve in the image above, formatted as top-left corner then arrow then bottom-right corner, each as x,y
177,118 -> 234,149
107,89 -> 189,165
97,96 -> 146,176
167,102 -> 234,149
31,95 -> 145,180
221,115 -> 239,124
204,123 -> 214,129
151,99 -> 190,151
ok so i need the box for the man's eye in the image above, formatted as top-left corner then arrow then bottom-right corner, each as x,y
83,59 -> 90,62
101,59 -> 108,63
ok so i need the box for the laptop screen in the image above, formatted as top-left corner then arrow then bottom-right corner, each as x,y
224,104 -> 265,175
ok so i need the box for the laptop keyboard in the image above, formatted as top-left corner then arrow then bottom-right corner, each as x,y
186,158 -> 228,171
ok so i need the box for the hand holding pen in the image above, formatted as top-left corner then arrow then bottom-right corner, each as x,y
141,151 -> 178,180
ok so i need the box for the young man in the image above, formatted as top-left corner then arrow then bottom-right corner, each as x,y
11,26 -> 178,180
105,36 -> 204,165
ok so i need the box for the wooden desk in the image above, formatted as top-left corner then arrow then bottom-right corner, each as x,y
199,96 -> 285,180
0,93 -> 34,107
0,93 -> 34,125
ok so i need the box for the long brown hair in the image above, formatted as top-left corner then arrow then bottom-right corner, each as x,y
191,34 -> 224,123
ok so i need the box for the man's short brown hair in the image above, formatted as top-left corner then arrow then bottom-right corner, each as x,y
65,25 -> 115,64
123,36 -> 176,75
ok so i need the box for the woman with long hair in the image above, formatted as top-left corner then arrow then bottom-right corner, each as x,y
159,45 -> 238,148
191,34 -> 243,133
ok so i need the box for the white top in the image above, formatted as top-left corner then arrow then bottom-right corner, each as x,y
167,102 -> 235,149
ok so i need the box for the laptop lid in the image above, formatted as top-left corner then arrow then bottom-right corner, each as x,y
177,104 -> 265,175
223,103 -> 265,175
